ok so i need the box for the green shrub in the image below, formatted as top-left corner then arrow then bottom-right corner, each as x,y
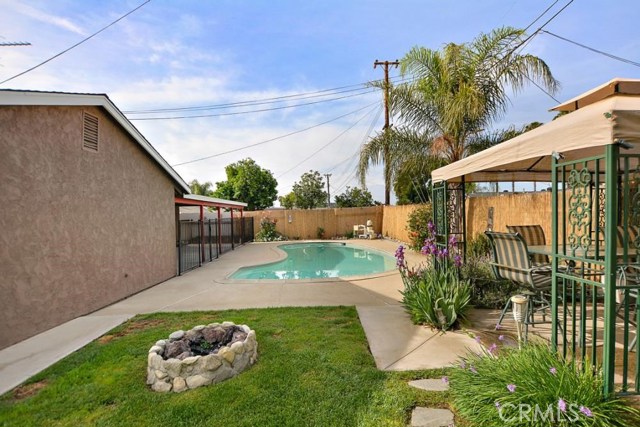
406,204 -> 433,251
467,232 -> 492,257
316,226 -> 325,239
395,223 -> 470,331
255,217 -> 285,242
345,230 -> 354,239
399,264 -> 471,330
449,344 -> 640,426
462,254 -> 522,309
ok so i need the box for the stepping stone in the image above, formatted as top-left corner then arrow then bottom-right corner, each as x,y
408,378 -> 449,392
411,407 -> 454,427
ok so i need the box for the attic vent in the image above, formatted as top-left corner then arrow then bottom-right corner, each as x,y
82,112 -> 99,152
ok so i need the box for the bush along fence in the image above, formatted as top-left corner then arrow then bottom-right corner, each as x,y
177,217 -> 254,275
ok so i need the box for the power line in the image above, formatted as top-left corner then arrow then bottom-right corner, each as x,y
122,77 -> 408,114
276,104 -> 379,179
522,0 -> 559,33
541,30 -> 640,68
0,0 -> 151,85
129,89 -> 378,120
171,101 -> 379,167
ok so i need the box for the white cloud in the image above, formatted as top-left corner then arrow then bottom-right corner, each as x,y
8,3 -> 86,36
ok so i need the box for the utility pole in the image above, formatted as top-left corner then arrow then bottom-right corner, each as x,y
324,173 -> 332,207
374,59 -> 399,205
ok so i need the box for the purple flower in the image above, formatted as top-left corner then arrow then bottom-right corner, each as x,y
439,248 -> 449,258
495,401 -> 501,409
395,245 -> 406,268
427,221 -> 436,234
460,361 -> 466,369
579,406 -> 593,417
558,398 -> 567,413
507,384 -> 516,393
453,254 -> 463,267
475,335 -> 482,344
550,367 -> 557,375
495,323 -> 503,330
469,365 -> 478,374
448,234 -> 457,246
498,335 -> 505,341
487,343 -> 498,355
441,376 -> 449,384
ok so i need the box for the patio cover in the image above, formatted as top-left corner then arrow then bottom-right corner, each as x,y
431,78 -> 640,183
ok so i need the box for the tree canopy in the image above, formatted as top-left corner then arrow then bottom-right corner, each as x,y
213,158 -> 278,210
290,170 -> 327,209
189,179 -> 214,196
334,186 -> 375,208
278,192 -> 296,209
358,26 -> 559,202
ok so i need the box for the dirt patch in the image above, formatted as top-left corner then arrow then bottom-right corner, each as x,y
12,380 -> 47,401
98,319 -> 168,344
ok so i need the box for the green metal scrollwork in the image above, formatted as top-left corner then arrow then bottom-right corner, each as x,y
568,166 -> 593,252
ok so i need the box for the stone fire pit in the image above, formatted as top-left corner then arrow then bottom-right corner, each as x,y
147,321 -> 258,392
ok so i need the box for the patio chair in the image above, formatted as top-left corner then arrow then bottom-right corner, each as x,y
615,265 -> 639,351
485,231 -> 554,334
506,225 -> 549,265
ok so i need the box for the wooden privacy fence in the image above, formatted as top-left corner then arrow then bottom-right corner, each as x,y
243,205 -> 420,242
243,193 -> 565,244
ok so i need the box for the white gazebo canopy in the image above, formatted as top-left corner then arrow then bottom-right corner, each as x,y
432,78 -> 640,183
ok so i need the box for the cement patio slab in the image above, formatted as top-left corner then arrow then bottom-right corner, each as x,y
357,305 -> 483,371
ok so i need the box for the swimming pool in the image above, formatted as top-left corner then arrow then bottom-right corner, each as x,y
230,242 -> 397,280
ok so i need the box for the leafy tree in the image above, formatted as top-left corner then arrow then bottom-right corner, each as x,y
334,186 -> 375,208
358,27 -> 558,197
213,158 -> 278,211
189,179 -> 215,196
291,170 -> 327,209
278,192 -> 296,209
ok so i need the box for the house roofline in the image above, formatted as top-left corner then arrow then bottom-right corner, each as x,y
0,89 -> 191,194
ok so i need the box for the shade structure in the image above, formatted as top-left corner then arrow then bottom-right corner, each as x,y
431,78 -> 640,183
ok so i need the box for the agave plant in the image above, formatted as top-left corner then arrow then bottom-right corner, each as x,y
396,222 -> 471,331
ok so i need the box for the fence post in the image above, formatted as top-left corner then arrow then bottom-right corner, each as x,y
231,208 -> 235,250
240,209 -> 244,245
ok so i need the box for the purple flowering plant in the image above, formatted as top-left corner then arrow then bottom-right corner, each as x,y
447,344 -> 640,426
395,221 -> 471,331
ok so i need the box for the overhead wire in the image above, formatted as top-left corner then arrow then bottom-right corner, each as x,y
171,100 -> 379,167
129,89 -> 378,120
540,30 -> 640,68
0,0 -> 151,85
276,104 -> 379,179
123,76 -> 410,114
329,105 -> 384,195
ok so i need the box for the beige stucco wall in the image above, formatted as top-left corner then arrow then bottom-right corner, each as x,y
0,105 -> 177,349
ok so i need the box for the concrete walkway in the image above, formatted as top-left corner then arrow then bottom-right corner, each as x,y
0,239 -> 481,395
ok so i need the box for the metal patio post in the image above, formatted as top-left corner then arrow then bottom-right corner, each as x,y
551,155 -> 558,351
603,143 -> 619,396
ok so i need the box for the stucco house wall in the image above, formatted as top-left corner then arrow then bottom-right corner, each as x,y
0,105 -> 177,349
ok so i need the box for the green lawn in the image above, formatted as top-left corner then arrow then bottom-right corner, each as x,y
0,307 -> 451,427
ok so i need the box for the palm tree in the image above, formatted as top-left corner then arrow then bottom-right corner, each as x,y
358,26 -> 559,196
189,179 -> 214,196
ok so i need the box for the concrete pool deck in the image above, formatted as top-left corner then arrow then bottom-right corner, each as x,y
0,239 -> 482,395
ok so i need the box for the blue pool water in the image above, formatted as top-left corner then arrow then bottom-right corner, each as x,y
230,242 -> 397,280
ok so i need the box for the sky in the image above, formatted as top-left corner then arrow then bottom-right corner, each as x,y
1,0 -> 639,204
